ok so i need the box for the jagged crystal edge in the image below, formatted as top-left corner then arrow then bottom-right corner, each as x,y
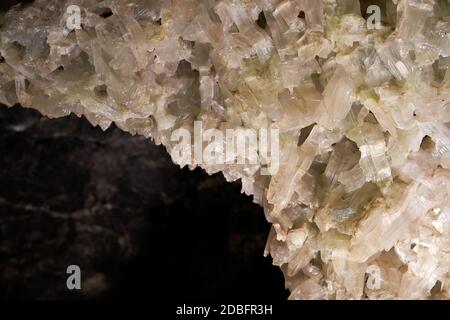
0,0 -> 449,299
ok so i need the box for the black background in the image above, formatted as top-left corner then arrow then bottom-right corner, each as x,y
0,105 -> 287,299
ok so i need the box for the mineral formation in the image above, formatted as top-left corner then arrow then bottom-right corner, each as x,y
0,0 -> 449,299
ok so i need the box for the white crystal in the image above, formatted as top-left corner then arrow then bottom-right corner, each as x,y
0,0 -> 449,300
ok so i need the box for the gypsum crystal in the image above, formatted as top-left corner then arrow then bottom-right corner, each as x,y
0,0 -> 449,300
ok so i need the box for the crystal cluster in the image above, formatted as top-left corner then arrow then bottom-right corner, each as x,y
1,0 -> 449,299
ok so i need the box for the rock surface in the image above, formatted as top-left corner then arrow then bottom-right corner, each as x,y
0,0 -> 449,299
0,105 -> 285,299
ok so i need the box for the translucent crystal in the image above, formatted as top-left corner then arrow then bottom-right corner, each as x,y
0,0 -> 449,300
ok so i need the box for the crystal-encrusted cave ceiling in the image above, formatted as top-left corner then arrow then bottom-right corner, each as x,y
0,0 -> 449,299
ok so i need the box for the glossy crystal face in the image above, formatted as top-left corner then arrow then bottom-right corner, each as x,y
0,0 -> 449,299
